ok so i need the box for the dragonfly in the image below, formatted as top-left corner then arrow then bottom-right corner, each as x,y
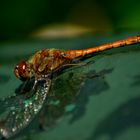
0,35 -> 140,138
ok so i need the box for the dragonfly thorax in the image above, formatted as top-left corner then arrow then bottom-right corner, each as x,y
27,49 -> 67,75
14,49 -> 68,81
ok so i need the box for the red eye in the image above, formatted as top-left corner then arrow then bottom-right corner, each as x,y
18,61 -> 27,74
14,61 -> 29,81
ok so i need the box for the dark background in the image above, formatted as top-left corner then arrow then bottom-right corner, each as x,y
0,0 -> 140,40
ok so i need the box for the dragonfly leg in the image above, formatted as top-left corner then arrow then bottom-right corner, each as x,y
32,79 -> 38,90
15,78 -> 32,94
62,59 -> 94,69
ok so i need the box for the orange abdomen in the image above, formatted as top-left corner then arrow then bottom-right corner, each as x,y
64,35 -> 140,59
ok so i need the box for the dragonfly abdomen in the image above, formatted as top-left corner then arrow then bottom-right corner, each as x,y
63,35 -> 140,59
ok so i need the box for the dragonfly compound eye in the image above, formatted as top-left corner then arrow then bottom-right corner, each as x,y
14,60 -> 30,81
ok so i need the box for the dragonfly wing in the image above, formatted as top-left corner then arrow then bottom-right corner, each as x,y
0,79 -> 51,138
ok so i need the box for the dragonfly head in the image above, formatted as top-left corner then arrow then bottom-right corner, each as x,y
14,60 -> 31,81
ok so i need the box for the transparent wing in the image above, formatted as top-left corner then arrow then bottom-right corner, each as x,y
0,79 -> 51,138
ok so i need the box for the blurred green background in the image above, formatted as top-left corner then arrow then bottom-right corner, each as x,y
0,0 -> 140,40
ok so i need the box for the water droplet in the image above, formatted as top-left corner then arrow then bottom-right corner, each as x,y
12,111 -> 15,115
10,106 -> 15,110
34,108 -> 37,113
12,127 -> 16,132
26,118 -> 29,122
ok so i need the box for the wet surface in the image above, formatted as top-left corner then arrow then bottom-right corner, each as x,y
87,97 -> 140,140
68,68 -> 114,124
0,63 -> 114,140
0,74 -> 10,85
131,74 -> 140,87
0,34 -> 140,140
